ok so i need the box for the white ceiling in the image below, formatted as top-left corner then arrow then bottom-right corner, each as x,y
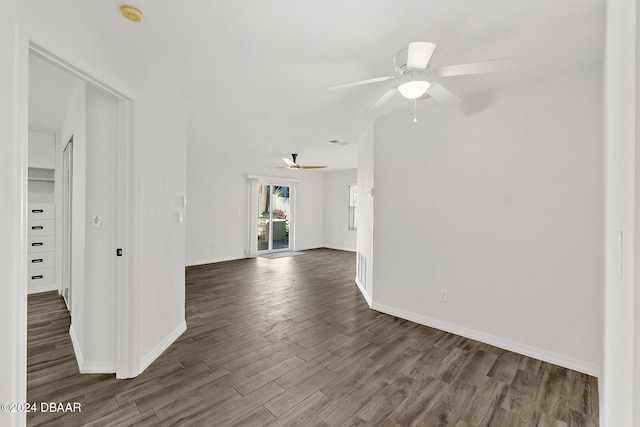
35,0 -> 605,170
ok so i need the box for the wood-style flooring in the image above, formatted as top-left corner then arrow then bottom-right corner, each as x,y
27,248 -> 599,426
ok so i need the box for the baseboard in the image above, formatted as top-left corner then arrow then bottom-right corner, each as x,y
355,277 -> 372,308
69,323 -> 83,371
80,361 -> 116,374
186,255 -> 246,266
69,324 -> 116,374
28,283 -> 58,295
371,302 -> 600,378
324,245 -> 356,252
138,320 -> 187,375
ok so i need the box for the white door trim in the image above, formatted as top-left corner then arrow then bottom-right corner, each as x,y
11,17 -> 29,427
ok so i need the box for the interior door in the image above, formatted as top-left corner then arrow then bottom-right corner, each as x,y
62,138 -> 73,312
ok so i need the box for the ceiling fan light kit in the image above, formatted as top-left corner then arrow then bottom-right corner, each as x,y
328,41 -> 515,117
397,80 -> 431,99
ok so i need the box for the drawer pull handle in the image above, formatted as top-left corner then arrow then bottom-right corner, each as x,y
31,259 -> 43,263
31,242 -> 44,247
31,226 -> 44,230
31,275 -> 43,280
31,209 -> 44,213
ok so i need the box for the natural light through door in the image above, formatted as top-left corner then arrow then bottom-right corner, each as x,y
257,184 -> 291,252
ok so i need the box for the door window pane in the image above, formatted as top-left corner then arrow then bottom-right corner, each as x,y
257,184 -> 270,251
272,186 -> 290,250
349,184 -> 357,230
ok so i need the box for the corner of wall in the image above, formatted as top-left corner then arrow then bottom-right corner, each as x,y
369,300 -> 600,377
355,277 -> 372,307
137,320 -> 186,376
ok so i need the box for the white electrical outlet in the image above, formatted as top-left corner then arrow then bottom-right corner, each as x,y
440,289 -> 448,302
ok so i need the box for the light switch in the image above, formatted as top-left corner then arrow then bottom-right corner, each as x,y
92,215 -> 104,229
182,195 -> 187,208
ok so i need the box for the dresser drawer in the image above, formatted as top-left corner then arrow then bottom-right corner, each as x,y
28,252 -> 54,270
28,203 -> 55,220
28,235 -> 55,253
28,219 -> 55,236
28,268 -> 54,287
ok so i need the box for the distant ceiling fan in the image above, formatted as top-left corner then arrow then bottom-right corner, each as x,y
328,42 -> 516,115
277,154 -> 327,170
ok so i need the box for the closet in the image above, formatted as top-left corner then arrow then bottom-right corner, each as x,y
27,130 -> 57,294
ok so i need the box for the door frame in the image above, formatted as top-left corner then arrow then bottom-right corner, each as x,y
26,42 -> 136,379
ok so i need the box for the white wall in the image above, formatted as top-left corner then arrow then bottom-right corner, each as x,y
293,172 -> 325,251
323,169 -> 357,251
370,66 -> 603,376
186,145 -> 249,264
186,145 -> 326,265
356,124 -> 374,302
28,129 -> 55,169
27,130 -> 55,205
134,70 -> 188,371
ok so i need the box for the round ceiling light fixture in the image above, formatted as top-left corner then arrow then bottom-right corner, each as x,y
120,5 -> 144,22
397,80 -> 430,99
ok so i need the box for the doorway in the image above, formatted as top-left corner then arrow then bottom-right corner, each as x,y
27,43 -> 134,378
257,184 -> 292,253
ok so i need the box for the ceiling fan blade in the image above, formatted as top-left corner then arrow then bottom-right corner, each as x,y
407,42 -> 436,70
426,82 -> 462,105
299,166 -> 327,169
327,76 -> 396,90
364,88 -> 398,113
436,58 -> 517,78
283,158 -> 297,167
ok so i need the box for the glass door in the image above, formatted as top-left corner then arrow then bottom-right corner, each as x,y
257,184 -> 291,253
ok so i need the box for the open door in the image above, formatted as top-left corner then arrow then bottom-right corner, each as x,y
62,137 -> 73,312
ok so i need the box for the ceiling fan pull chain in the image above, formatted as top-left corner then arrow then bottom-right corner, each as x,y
413,98 -> 418,123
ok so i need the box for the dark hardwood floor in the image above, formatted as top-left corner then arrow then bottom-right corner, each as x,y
27,248 -> 599,426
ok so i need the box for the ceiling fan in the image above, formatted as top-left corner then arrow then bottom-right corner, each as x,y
277,154 -> 327,170
328,42 -> 516,115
